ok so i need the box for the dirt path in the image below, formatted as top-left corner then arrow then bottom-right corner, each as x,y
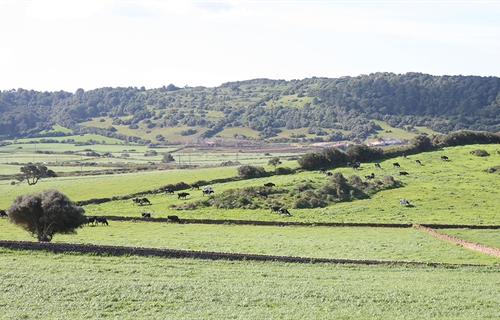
413,224 -> 500,258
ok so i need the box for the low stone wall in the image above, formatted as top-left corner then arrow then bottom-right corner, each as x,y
0,240 -> 484,266
413,224 -> 500,258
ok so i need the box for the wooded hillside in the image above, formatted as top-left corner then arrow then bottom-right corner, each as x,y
1,73 -> 499,143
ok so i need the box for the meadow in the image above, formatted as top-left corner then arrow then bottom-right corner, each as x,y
1,142 -> 500,318
1,248 -> 499,319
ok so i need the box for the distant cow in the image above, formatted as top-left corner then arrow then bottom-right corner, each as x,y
270,206 -> 281,213
278,208 -> 291,215
264,182 -> 276,187
0,210 -> 7,218
96,217 -> 109,226
167,215 -> 181,223
141,212 -> 151,219
352,162 -> 361,169
178,192 -> 190,199
256,191 -> 268,199
365,173 -> 375,180
86,216 -> 97,225
374,163 -> 381,169
399,199 -> 410,206
325,172 -> 333,177
202,189 -> 214,196
139,198 -> 151,205
393,162 -> 401,168
399,171 -> 409,176
164,188 -> 174,194
441,156 -> 449,161
415,160 -> 421,165
191,183 -> 200,190
132,198 -> 141,204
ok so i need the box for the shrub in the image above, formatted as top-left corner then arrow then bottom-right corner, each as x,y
470,149 -> 490,157
237,165 -> 268,178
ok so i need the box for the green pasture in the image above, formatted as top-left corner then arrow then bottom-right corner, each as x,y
1,219 -> 498,265
371,120 -> 442,140
439,229 -> 500,248
1,249 -> 499,319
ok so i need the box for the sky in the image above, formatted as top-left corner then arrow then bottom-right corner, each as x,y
1,1 -> 499,93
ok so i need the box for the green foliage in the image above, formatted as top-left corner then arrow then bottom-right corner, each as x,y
161,153 -> 175,163
18,164 -> 57,185
237,165 -> 268,178
470,149 -> 490,157
6,189 -> 86,242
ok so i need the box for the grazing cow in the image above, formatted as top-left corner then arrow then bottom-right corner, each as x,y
399,171 -> 409,176
96,217 -> 109,226
319,168 -> 326,174
191,183 -> 200,190
365,173 -> 375,180
270,206 -> 281,213
278,208 -> 291,215
264,182 -> 276,187
167,215 -> 181,223
393,162 -> 401,168
256,191 -> 268,199
178,192 -> 190,199
399,199 -> 410,206
86,216 -> 97,225
415,160 -> 421,165
352,162 -> 361,169
202,188 -> 214,196
325,172 -> 333,177
347,161 -> 352,168
374,163 -> 381,169
140,198 -> 151,205
0,210 -> 7,218
141,212 -> 151,219
441,155 -> 449,161
132,198 -> 141,205
164,188 -> 174,194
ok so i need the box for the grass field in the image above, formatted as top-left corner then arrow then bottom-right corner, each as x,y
0,248 -> 499,319
1,143 -> 500,319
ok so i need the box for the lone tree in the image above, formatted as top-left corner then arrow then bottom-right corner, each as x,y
268,157 -> 282,173
162,153 -> 175,163
17,164 -> 57,186
6,189 -> 87,242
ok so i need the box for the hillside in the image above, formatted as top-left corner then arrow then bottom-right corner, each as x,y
1,73 -> 500,145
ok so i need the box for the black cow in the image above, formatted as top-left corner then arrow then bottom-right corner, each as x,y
325,172 -> 333,177
352,162 -> 360,169
365,173 -> 375,180
441,156 -> 449,161
0,210 -> 7,218
191,184 -> 200,190
264,182 -> 276,187
141,212 -> 151,219
167,215 -> 181,223
393,162 -> 401,168
256,191 -> 268,199
96,217 -> 108,226
86,216 -> 97,225
178,192 -> 190,199
279,208 -> 291,215
140,198 -> 151,205
270,206 -> 281,213
164,188 -> 174,194
415,160 -> 421,165
132,198 -> 141,204
374,163 -> 381,169
399,171 -> 409,176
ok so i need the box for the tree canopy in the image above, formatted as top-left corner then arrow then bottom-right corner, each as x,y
6,189 -> 87,242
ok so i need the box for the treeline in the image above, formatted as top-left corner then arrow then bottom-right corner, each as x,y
2,73 -> 500,142
298,130 -> 500,170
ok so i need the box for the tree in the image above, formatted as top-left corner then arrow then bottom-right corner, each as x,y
162,153 -> 175,163
268,157 -> 282,172
18,164 -> 57,186
6,189 -> 87,242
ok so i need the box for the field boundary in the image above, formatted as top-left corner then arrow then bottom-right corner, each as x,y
101,216 -> 500,229
0,240 -> 489,267
414,224 -> 500,258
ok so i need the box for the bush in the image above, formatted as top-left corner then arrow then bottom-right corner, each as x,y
237,165 -> 268,178
470,149 -> 490,157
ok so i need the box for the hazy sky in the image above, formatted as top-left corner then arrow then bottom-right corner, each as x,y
1,1 -> 499,92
